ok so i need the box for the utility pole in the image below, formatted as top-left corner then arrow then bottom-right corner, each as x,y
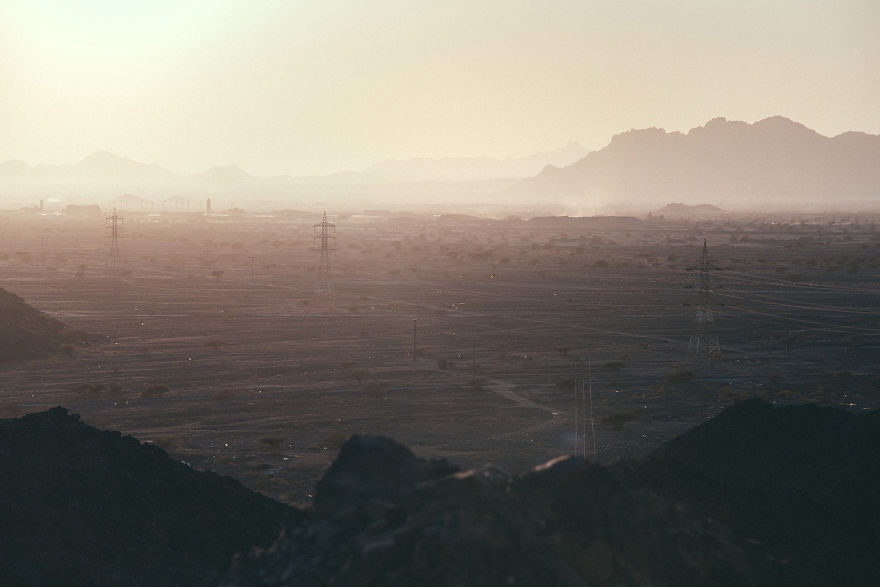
314,211 -> 336,306
574,357 -> 597,460
412,319 -> 417,360
105,208 -> 123,266
687,239 -> 721,362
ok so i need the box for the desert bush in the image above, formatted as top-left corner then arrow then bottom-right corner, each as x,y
204,339 -> 225,351
352,369 -> 370,386
555,377 -> 575,390
258,436 -> 285,452
141,384 -> 170,399
601,409 -> 642,429
468,378 -> 485,392
72,382 -> 106,397
604,360 -> 626,374
58,343 -> 77,357
665,369 -> 695,385
364,379 -> 390,398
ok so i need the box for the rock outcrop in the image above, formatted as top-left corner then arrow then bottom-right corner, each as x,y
2,399 -> 877,586
0,407 -> 293,586
0,287 -> 96,362
227,399 -> 879,586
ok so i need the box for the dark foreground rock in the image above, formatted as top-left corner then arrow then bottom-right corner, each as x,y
0,287 -> 97,362
226,399 -> 879,586
652,397 -> 880,586
2,399 -> 877,586
0,407 -> 293,586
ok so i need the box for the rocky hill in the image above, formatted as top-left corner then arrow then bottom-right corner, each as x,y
0,407 -> 293,586
1,399 -> 876,585
0,287 -> 97,362
509,116 -> 880,212
226,399 -> 879,586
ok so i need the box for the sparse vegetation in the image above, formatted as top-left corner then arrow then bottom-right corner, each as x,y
601,409 -> 643,429
665,369 -> 695,385
141,384 -> 170,399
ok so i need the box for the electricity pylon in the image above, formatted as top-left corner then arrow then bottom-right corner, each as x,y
106,208 -> 123,266
314,211 -> 336,306
687,239 -> 721,361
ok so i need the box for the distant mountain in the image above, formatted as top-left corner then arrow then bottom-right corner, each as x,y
75,150 -> 176,180
0,143 -> 587,210
509,117 -> 880,212
365,142 -> 590,182
652,202 -> 724,218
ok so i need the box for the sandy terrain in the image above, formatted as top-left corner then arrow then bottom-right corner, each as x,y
1,209 -> 878,504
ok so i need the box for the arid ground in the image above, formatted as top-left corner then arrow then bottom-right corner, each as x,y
1,210 -> 878,504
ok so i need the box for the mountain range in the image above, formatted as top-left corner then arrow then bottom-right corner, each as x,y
2,117 -> 878,213
0,144 -> 589,210
508,116 -> 880,212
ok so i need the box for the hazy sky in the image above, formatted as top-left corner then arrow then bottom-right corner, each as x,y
2,0 -> 878,176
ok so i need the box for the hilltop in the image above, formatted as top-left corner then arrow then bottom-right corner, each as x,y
0,407 -> 292,586
509,116 -> 880,212
0,287 -> 97,362
1,399 -> 877,585
226,398 -> 880,585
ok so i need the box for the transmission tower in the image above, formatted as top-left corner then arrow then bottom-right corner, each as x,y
313,211 -> 336,305
105,208 -> 123,266
687,239 -> 720,360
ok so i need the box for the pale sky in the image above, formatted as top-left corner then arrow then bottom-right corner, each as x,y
1,0 -> 878,176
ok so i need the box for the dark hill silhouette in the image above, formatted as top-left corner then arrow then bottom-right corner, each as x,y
2,400 -> 876,585
227,399 -> 880,586
650,398 -> 880,585
0,407 -> 293,586
0,287 -> 97,361
510,116 -> 880,212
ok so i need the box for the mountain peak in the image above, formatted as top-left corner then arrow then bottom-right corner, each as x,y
205,164 -> 253,181
753,115 -> 813,134
511,115 -> 880,211
79,150 -> 129,166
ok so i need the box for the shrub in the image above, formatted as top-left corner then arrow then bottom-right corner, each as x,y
141,384 -> 170,399
601,409 -> 643,429
665,369 -> 695,385
604,360 -> 626,374
258,436 -> 285,451
57,343 -> 77,357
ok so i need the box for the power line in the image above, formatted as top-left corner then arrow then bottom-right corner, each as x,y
313,211 -> 336,307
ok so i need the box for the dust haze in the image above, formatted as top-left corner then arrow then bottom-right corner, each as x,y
1,205 -> 878,503
2,2 -> 879,583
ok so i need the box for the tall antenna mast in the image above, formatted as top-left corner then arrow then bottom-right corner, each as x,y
313,211 -> 336,306
105,207 -> 123,266
687,239 -> 721,361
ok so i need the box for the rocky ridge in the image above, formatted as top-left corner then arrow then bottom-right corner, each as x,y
1,399 -> 877,585
0,287 -> 96,362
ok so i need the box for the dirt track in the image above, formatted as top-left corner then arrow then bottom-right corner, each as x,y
1,210 -> 878,503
